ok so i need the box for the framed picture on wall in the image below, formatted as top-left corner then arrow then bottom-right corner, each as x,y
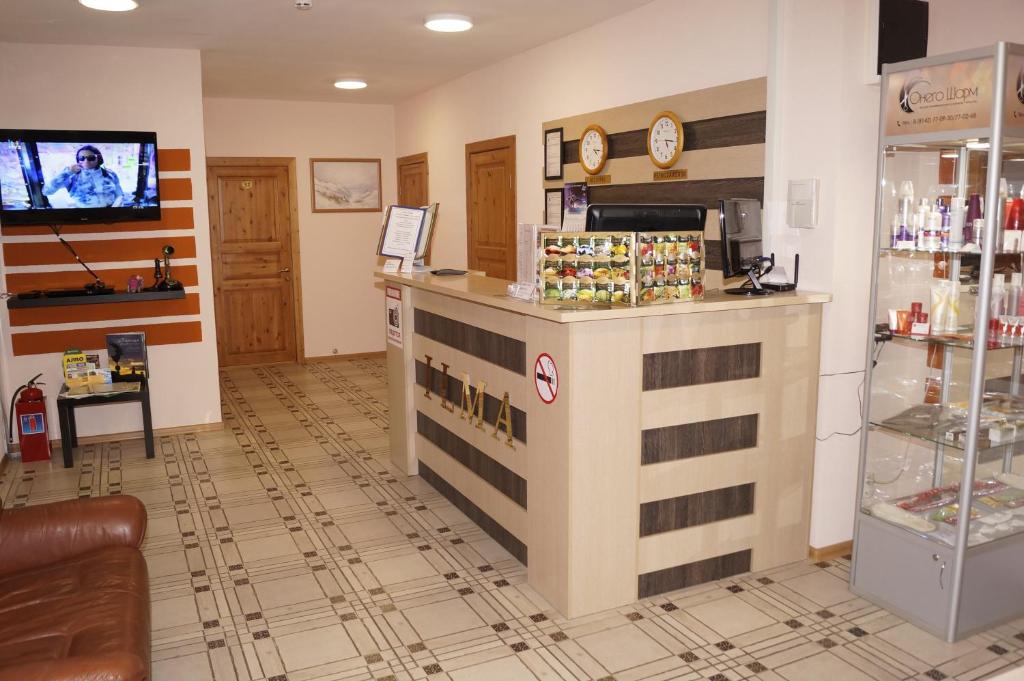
545,188 -> 563,227
310,158 -> 382,213
544,128 -> 564,180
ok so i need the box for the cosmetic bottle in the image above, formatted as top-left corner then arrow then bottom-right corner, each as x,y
898,180 -> 914,229
940,205 -> 951,250
992,274 -> 1007,336
965,192 -> 983,244
950,197 -> 967,248
1009,273 -> 1022,320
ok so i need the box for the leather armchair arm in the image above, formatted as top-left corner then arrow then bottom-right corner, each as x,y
0,652 -> 147,681
0,495 -> 147,577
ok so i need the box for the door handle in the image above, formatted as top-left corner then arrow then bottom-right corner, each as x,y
279,267 -> 291,273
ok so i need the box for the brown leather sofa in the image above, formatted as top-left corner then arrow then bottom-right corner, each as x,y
0,495 -> 150,681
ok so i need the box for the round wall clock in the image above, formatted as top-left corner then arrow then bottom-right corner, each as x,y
579,124 -> 608,175
647,111 -> 684,169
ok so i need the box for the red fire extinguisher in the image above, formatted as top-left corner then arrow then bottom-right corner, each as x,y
9,374 -> 50,463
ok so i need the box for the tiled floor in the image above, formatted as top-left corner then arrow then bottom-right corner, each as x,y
2,358 -> 1024,681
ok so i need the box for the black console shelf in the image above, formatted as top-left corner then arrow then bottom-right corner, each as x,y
7,290 -> 185,309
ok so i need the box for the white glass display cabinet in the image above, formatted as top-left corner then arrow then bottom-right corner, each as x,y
854,43 -> 1024,642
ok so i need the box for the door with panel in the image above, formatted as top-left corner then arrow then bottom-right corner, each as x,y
207,163 -> 298,366
397,152 -> 431,263
466,136 -> 516,279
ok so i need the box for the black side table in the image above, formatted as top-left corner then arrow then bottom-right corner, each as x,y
56,381 -> 154,468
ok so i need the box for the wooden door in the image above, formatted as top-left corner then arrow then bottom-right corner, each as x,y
207,162 -> 300,366
466,136 -> 516,278
397,152 -> 428,206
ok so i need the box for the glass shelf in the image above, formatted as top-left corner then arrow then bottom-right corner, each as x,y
891,331 -> 1022,351
870,395 -> 1024,452
879,246 -> 1024,256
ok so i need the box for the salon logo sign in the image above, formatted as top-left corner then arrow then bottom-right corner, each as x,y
1004,55 -> 1024,125
885,58 -> 992,136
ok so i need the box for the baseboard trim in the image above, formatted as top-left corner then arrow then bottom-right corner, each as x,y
49,421 -> 223,448
808,540 -> 853,562
304,351 -> 386,362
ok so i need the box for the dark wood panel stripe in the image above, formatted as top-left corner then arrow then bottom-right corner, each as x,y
6,265 -> 199,294
416,360 -> 527,443
704,242 -> 724,272
643,342 -> 761,391
12,320 -> 202,356
588,177 -> 764,213
563,111 -> 767,164
158,148 -> 191,172
416,412 -> 527,509
642,414 -> 758,465
418,461 -> 528,565
158,177 -> 192,201
1,206 -> 195,235
9,293 -> 201,327
640,483 -> 755,536
638,549 -> 751,598
414,308 -> 526,376
3,236 -> 197,267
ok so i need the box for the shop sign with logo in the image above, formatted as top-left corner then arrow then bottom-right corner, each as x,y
885,58 -> 993,136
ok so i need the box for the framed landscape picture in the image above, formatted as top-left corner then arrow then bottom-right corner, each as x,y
310,158 -> 382,213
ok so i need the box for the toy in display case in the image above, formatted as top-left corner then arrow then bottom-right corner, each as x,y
539,232 -> 634,306
636,232 -> 704,304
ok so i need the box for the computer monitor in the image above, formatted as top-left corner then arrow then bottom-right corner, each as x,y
585,203 -> 706,232
718,198 -> 764,278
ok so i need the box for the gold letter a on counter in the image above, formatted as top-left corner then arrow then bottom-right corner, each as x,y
460,374 -> 486,429
493,391 -> 514,448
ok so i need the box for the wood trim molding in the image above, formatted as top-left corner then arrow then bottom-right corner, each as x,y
808,540 -> 853,562
304,351 -> 386,362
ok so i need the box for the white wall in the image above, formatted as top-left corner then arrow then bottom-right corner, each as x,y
0,43 -> 221,444
395,0 -> 772,269
928,0 -> 1024,55
203,98 -> 396,358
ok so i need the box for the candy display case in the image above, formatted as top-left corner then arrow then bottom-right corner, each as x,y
539,232 -> 635,306
853,43 -> 1024,642
636,232 -> 705,304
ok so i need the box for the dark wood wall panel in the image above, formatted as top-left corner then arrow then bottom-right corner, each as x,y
563,111 -> 767,164
640,483 -> 755,536
417,412 -> 527,509
643,343 -> 761,391
416,360 -> 527,443
638,549 -> 751,598
642,414 -> 758,465
414,308 -> 526,376
588,177 -> 764,210
419,461 -> 528,565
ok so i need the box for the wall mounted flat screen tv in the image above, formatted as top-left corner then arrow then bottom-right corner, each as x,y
0,129 -> 160,226
585,203 -> 706,232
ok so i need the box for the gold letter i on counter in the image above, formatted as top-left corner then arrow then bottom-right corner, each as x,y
494,391 -> 514,448
423,355 -> 433,399
460,374 -> 486,429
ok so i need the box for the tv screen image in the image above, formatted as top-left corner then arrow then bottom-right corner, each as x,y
0,130 -> 160,225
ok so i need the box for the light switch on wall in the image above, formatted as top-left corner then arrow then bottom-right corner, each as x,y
787,179 -> 819,229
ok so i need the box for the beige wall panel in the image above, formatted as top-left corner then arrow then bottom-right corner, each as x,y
411,335 -> 531,410
640,448 -> 759,504
523,316 -> 574,614
545,144 -> 766,188
417,436 -> 528,543
640,378 -> 762,431
386,285 -> 418,475
641,304 -> 818,354
566,318 -> 643,616
638,515 -> 757,574
546,77 -> 768,139
414,288 -> 528,341
414,391 -> 527,479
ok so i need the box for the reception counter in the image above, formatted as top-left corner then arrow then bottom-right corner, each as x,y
378,270 -> 830,618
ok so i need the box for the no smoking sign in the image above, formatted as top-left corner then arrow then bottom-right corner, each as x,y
534,353 -> 559,404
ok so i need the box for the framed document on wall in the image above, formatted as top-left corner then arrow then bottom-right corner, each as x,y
544,128 -> 564,180
545,188 -> 563,227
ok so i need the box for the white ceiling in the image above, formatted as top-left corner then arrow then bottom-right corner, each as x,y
0,0 -> 655,104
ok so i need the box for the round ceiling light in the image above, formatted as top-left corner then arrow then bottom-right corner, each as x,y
79,0 -> 138,11
334,79 -> 367,90
424,14 -> 473,32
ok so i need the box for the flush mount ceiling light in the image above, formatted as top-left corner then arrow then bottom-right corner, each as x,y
334,79 -> 367,90
424,13 -> 473,32
79,0 -> 138,11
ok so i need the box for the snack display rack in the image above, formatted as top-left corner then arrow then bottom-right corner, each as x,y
538,231 -> 705,307
853,43 -> 1024,642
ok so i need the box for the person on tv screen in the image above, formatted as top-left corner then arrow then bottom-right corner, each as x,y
42,145 -> 124,208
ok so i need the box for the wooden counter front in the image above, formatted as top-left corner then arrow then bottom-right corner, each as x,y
378,270 -> 828,618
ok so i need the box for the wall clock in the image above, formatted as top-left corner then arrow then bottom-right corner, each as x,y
646,111 -> 684,169
579,124 -> 608,175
